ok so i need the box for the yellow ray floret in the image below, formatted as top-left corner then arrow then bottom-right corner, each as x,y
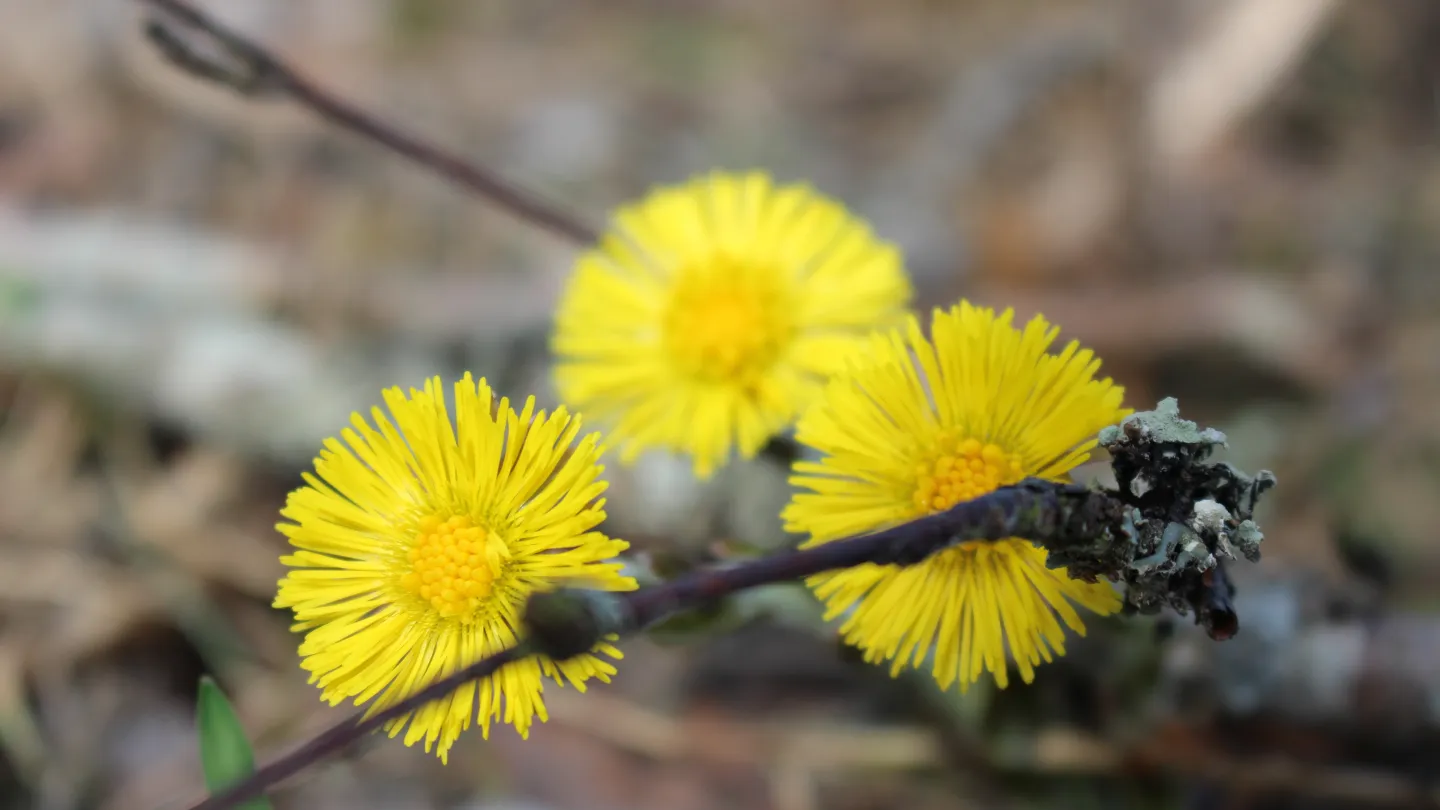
551,170 -> 913,479
274,374 -> 637,762
782,302 -> 1131,690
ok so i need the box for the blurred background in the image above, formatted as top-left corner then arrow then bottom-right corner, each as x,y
1,0 -> 1438,808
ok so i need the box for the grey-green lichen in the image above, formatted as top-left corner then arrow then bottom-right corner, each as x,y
1090,398 -> 1275,638
1098,396 -> 1229,448
1234,519 -> 1265,561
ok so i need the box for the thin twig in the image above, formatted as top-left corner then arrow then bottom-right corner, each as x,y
135,0 -> 601,245
622,478 -> 1125,630
191,480 -> 1126,810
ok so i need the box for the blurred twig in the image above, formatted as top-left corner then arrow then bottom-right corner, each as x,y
135,0 -> 599,246
1147,0 -> 1341,172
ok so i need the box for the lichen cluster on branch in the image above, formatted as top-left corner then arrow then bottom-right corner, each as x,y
527,399 -> 1276,665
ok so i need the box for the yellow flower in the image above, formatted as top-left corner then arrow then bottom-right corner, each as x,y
782,302 -> 1130,690
274,374 -> 636,762
551,170 -> 912,478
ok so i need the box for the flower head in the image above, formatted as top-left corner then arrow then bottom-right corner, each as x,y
552,170 -> 912,478
782,302 -> 1130,690
274,374 -> 636,762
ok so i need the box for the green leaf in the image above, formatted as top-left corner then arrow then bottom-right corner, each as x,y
196,676 -> 272,810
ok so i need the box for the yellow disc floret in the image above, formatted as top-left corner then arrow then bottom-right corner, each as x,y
400,515 -> 501,620
913,434 -> 1027,513
662,256 -> 793,387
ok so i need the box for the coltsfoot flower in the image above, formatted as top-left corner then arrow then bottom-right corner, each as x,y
274,374 -> 636,761
782,302 -> 1131,690
552,170 -> 912,478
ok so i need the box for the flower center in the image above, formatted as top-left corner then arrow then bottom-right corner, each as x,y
662,259 -> 792,385
913,434 -> 1026,513
399,514 -> 502,620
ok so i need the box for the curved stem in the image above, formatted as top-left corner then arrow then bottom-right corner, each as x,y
189,480 -> 1125,810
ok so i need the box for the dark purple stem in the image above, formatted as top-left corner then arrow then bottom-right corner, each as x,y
623,478 -> 1123,628
188,480 -> 1124,810
137,0 -> 600,246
